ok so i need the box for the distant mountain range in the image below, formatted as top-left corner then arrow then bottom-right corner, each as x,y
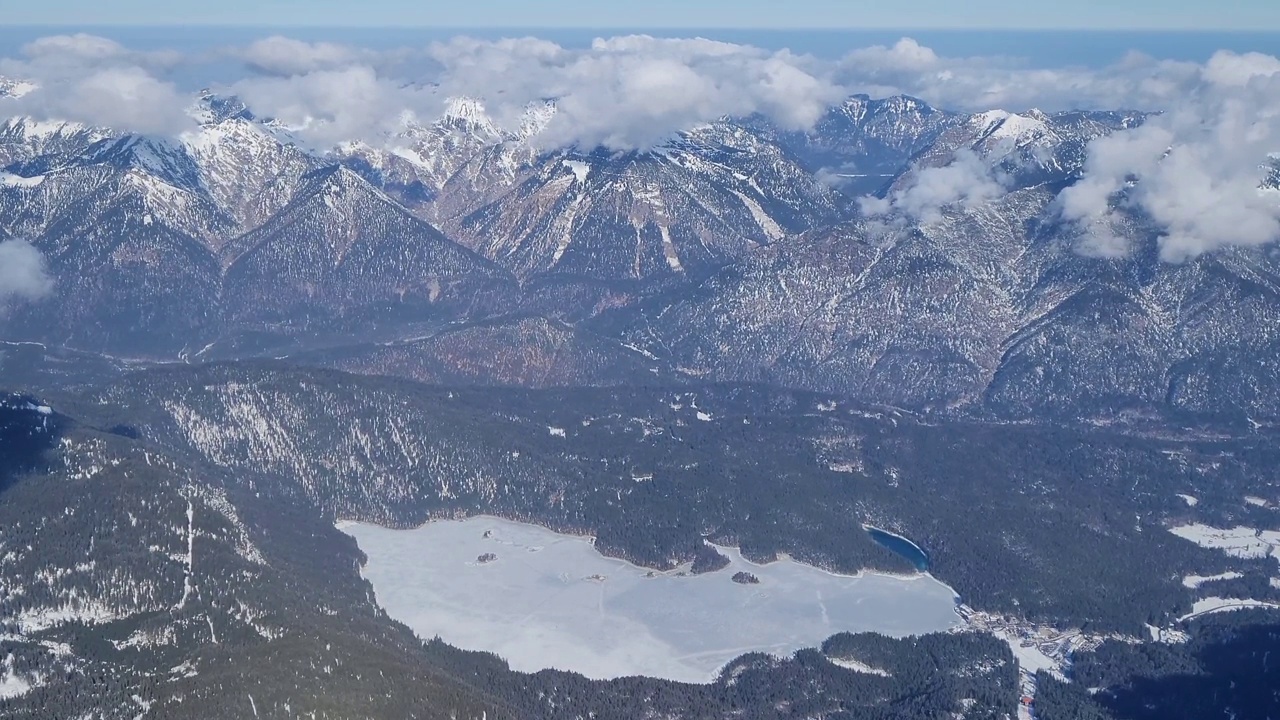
2,82 -> 1279,425
4,73 -> 1280,720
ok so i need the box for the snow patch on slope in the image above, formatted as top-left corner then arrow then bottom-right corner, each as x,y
0,654 -> 34,699
1181,572 -> 1244,588
730,189 -> 783,241
827,656 -> 891,677
562,160 -> 591,183
1168,523 -> 1280,559
0,172 -> 44,188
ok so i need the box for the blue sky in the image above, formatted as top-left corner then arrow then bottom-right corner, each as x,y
7,0 -> 1280,30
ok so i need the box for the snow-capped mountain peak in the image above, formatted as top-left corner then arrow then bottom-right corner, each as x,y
441,96 -> 503,139
0,76 -> 37,99
188,91 -> 255,126
78,134 -> 205,193
518,100 -> 558,140
971,109 -> 1056,146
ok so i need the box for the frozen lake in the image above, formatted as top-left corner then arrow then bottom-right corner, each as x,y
340,516 -> 961,683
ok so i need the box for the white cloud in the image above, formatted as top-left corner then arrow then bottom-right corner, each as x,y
216,34 -> 845,150
1202,51 -> 1280,87
0,240 -> 53,309
0,33 -> 193,135
238,36 -> 362,76
1058,51 -> 1280,261
24,33 -> 130,62
861,150 -> 1007,225
0,31 -> 1248,151
231,65 -> 425,147
21,33 -> 182,70
417,35 -> 844,150
2,33 -> 1280,261
835,39 -> 1202,113
844,38 -> 941,76
10,66 -> 194,135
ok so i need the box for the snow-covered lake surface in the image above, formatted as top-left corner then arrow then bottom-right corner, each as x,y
340,516 -> 961,683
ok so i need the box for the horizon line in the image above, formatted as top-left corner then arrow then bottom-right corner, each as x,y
3,24 -> 1279,33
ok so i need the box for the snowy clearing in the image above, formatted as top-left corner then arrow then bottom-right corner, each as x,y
1177,596 -> 1280,622
1167,523 -> 1280,559
1181,572 -> 1244,588
827,656 -> 891,677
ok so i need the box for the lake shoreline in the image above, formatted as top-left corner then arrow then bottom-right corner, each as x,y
339,515 -> 963,683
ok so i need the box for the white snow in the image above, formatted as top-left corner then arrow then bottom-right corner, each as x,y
620,342 -> 658,361
730,189 -> 784,241
442,96 -> 502,138
340,516 -> 959,684
1176,494 -> 1199,507
21,403 -> 52,415
1144,623 -> 1190,644
1245,496 -> 1270,507
1182,572 -> 1244,588
547,426 -> 566,438
514,99 -> 557,138
1178,596 -> 1280,622
112,626 -> 176,651
990,627 -> 1060,678
14,117 -> 80,141
14,601 -> 120,633
1167,523 -> 1280,559
0,654 -> 33,699
0,172 -> 44,188
130,695 -> 152,720
175,498 -> 195,610
549,195 -> 585,265
974,109 -> 1050,143
828,656 -> 891,677
658,225 -> 683,272
0,79 -> 37,98
562,160 -> 591,183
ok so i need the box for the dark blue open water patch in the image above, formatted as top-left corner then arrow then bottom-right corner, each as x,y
865,525 -> 929,571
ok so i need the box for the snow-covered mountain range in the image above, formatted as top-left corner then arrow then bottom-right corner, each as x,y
2,80 -> 1278,424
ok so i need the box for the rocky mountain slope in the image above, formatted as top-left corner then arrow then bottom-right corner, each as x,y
2,84 -> 1278,424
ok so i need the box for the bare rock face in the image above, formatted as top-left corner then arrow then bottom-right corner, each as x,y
2,89 -> 1278,423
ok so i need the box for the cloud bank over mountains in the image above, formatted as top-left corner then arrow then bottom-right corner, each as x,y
1,32 -> 1279,259
0,33 -> 191,135
860,150 -> 1009,226
1056,51 -> 1280,261
0,240 -> 54,311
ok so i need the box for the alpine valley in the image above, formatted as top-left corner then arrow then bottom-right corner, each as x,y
2,67 -> 1280,720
